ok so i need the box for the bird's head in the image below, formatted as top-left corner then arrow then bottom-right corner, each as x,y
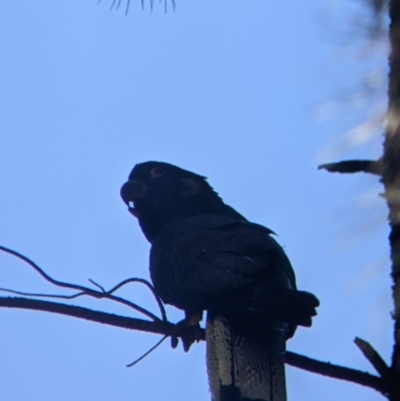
120,161 -> 223,241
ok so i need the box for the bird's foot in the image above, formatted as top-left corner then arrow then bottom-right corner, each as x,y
171,311 -> 203,352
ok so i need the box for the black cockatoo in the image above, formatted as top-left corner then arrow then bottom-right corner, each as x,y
120,161 -> 319,401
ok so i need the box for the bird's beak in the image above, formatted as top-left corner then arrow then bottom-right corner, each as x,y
120,180 -> 148,217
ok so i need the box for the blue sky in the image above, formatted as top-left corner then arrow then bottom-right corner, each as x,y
0,1 -> 391,401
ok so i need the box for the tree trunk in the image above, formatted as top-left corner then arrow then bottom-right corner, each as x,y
384,1 -> 400,399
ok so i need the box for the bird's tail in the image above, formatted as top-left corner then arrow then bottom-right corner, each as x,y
206,315 -> 286,401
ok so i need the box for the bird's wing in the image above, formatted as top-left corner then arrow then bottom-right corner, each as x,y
150,213 -> 296,313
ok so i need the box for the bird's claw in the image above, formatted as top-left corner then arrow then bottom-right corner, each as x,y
170,311 -> 203,352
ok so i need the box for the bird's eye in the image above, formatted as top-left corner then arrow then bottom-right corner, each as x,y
150,167 -> 165,178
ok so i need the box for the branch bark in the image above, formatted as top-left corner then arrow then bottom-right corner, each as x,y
385,1 -> 400,399
284,351 -> 386,394
318,160 -> 382,175
0,296 -> 173,335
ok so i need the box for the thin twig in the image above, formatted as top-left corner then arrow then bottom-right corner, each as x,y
127,335 -> 168,367
97,292 -> 160,321
0,287 -> 85,300
107,277 -> 167,321
110,0 -> 117,10
88,279 -> 106,293
354,337 -> 390,378
0,245 -> 161,321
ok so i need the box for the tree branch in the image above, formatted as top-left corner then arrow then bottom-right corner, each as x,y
0,296 -> 174,335
284,351 -> 386,395
318,159 -> 382,175
0,295 -> 388,395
